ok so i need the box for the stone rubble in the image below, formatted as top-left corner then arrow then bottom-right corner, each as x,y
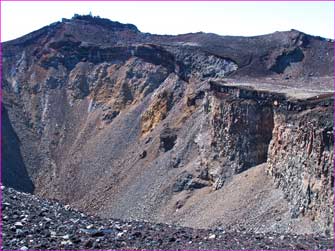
2,186 -> 333,250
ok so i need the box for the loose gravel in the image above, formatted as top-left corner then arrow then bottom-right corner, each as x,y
1,186 -> 333,250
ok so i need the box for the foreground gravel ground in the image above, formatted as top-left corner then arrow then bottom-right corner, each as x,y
1,186 -> 333,250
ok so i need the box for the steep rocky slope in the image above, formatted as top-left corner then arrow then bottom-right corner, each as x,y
268,99 -> 334,235
2,14 -> 334,242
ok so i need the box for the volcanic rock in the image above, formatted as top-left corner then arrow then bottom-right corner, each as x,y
2,14 -> 334,249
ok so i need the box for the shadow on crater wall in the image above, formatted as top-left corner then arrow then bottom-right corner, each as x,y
2,105 -> 34,193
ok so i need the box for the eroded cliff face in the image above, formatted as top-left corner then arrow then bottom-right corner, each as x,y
2,15 -> 334,235
171,83 -> 334,234
268,101 -> 334,234
199,85 -> 274,189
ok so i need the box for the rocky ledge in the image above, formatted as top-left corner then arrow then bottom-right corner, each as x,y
1,186 -> 333,250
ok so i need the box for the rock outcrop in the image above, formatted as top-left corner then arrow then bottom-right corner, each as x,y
190,83 -> 333,236
268,99 -> 334,235
198,83 -> 275,189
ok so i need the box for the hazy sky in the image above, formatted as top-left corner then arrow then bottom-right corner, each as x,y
2,1 -> 334,42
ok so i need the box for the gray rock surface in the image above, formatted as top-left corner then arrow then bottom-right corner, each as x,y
268,102 -> 334,235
